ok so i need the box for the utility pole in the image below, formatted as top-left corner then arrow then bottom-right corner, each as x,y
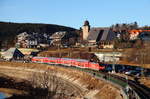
125,74 -> 128,86
141,50 -> 146,77
112,50 -> 116,73
68,47 -> 72,58
112,39 -> 117,74
58,44 -> 61,58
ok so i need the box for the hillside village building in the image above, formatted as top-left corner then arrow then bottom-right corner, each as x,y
82,20 -> 116,48
1,48 -> 24,61
94,52 -> 122,62
16,32 -> 51,48
129,29 -> 150,40
50,31 -> 66,46
16,31 -> 78,48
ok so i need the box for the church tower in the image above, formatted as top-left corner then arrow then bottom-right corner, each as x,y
82,20 -> 90,40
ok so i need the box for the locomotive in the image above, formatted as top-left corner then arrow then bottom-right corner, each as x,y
32,57 -> 105,71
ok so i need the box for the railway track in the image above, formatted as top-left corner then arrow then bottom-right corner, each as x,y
52,64 -> 150,99
111,74 -> 150,99
89,70 -> 150,99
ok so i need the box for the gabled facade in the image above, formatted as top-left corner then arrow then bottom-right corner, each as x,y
50,31 -> 66,46
1,48 -> 24,60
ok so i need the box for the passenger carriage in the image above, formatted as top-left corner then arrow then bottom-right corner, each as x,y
60,58 -> 74,66
32,57 -> 105,71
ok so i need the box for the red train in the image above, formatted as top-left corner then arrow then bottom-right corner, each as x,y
32,57 -> 105,71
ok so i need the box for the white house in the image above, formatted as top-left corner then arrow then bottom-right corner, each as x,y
94,52 -> 122,62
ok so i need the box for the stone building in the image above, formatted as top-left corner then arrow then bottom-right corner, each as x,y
82,20 -> 90,40
81,20 -> 116,48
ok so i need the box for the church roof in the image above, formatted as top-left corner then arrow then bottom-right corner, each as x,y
87,28 -> 116,42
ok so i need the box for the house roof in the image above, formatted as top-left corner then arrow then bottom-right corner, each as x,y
106,29 -> 116,41
17,32 -> 29,39
87,28 -> 116,42
50,31 -> 66,39
139,32 -> 150,41
2,48 -> 24,60
87,28 -> 101,41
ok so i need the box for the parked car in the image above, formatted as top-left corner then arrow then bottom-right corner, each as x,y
125,70 -> 141,76
118,68 -> 126,73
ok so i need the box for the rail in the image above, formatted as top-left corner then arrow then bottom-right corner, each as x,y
48,63 -> 150,99
112,74 -> 150,99
48,64 -> 129,99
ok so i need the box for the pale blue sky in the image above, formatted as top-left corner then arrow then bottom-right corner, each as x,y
0,0 -> 150,29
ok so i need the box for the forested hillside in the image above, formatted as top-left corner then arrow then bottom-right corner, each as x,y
0,22 -> 77,48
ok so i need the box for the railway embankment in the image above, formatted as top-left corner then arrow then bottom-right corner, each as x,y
0,62 -> 124,99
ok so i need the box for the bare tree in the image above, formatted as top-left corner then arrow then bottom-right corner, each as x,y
29,70 -> 78,99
